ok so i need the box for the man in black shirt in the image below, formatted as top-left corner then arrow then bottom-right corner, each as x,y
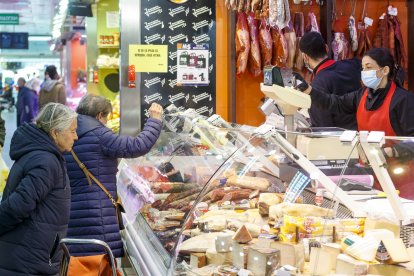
300,32 -> 361,130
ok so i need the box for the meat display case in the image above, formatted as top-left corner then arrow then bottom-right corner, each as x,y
117,111 -> 414,275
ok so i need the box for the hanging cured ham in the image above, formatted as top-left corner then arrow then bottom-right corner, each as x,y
259,19 -> 273,67
294,12 -> 304,70
236,13 -> 251,76
332,32 -> 350,61
305,12 -> 319,33
247,13 -> 262,76
271,27 -> 288,67
284,22 -> 297,69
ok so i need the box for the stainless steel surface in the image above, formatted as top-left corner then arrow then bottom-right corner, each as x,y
119,0 -> 142,135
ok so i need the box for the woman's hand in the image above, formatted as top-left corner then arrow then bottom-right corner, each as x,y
149,103 -> 163,120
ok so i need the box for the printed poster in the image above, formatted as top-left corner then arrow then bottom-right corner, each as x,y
177,43 -> 209,86
129,44 -> 168,73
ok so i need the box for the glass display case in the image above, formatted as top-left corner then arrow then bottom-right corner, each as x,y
117,114 -> 414,276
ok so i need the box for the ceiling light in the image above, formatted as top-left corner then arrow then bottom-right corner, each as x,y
393,167 -> 404,175
29,36 -> 52,42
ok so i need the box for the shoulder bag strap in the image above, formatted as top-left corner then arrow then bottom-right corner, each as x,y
70,150 -> 117,207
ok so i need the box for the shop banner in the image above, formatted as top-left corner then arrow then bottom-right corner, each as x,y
177,43 -> 209,86
0,14 -> 19,25
129,44 -> 168,73
140,0 -> 216,125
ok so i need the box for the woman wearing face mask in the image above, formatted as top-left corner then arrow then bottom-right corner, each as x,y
295,47 -> 414,137
64,95 -> 163,260
294,47 -> 414,199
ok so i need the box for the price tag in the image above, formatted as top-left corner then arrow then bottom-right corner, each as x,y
357,21 -> 364,30
266,113 -> 285,130
364,17 -> 374,27
388,6 -> 398,16
379,12 -> 386,20
254,123 -> 274,137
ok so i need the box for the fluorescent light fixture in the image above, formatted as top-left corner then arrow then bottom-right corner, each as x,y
29,36 -> 52,41
81,34 -> 87,38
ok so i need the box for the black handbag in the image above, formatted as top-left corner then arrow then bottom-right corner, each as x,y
71,150 -> 125,230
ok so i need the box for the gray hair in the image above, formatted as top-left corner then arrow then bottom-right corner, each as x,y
25,77 -> 41,93
36,103 -> 77,133
76,94 -> 112,118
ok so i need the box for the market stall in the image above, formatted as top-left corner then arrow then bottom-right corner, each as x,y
116,107 -> 414,275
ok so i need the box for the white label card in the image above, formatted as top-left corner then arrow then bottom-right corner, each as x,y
388,6 -> 398,16
364,17 -> 374,27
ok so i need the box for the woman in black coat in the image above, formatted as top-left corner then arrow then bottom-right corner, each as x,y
0,103 -> 78,275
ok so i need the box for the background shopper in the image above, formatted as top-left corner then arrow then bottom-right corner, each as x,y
18,77 -> 40,125
15,77 -> 26,126
0,103 -> 78,275
65,95 -> 163,258
39,65 -> 67,108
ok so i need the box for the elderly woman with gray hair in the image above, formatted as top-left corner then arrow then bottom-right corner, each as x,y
0,103 -> 78,275
18,77 -> 41,125
65,95 -> 163,259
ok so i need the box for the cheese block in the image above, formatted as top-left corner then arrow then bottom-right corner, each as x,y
309,247 -> 333,275
232,242 -> 250,269
270,242 -> 305,271
321,243 -> 341,271
233,225 -> 253,244
206,246 -> 233,265
381,238 -> 411,264
227,220 -> 262,238
247,247 -> 280,276
179,231 -> 235,253
258,193 -> 282,215
400,247 -> 414,268
335,254 -> 368,276
364,218 -> 400,238
368,264 -> 414,276
215,232 -> 233,253
187,264 -> 219,276
190,253 -> 207,268
226,175 -> 270,191
269,203 -> 334,220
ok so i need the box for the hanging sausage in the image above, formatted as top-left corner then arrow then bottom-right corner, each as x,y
348,0 -> 358,52
284,21 -> 297,69
271,27 -> 288,67
294,12 -> 305,70
247,12 -> 262,76
261,0 -> 269,18
373,13 -> 389,49
259,19 -> 273,67
236,13 -> 251,76
356,0 -> 372,58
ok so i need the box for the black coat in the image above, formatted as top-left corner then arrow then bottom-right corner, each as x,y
0,123 -> 70,276
310,58 -> 362,129
310,81 -> 414,136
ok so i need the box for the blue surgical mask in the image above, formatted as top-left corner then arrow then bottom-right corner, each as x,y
361,69 -> 383,90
